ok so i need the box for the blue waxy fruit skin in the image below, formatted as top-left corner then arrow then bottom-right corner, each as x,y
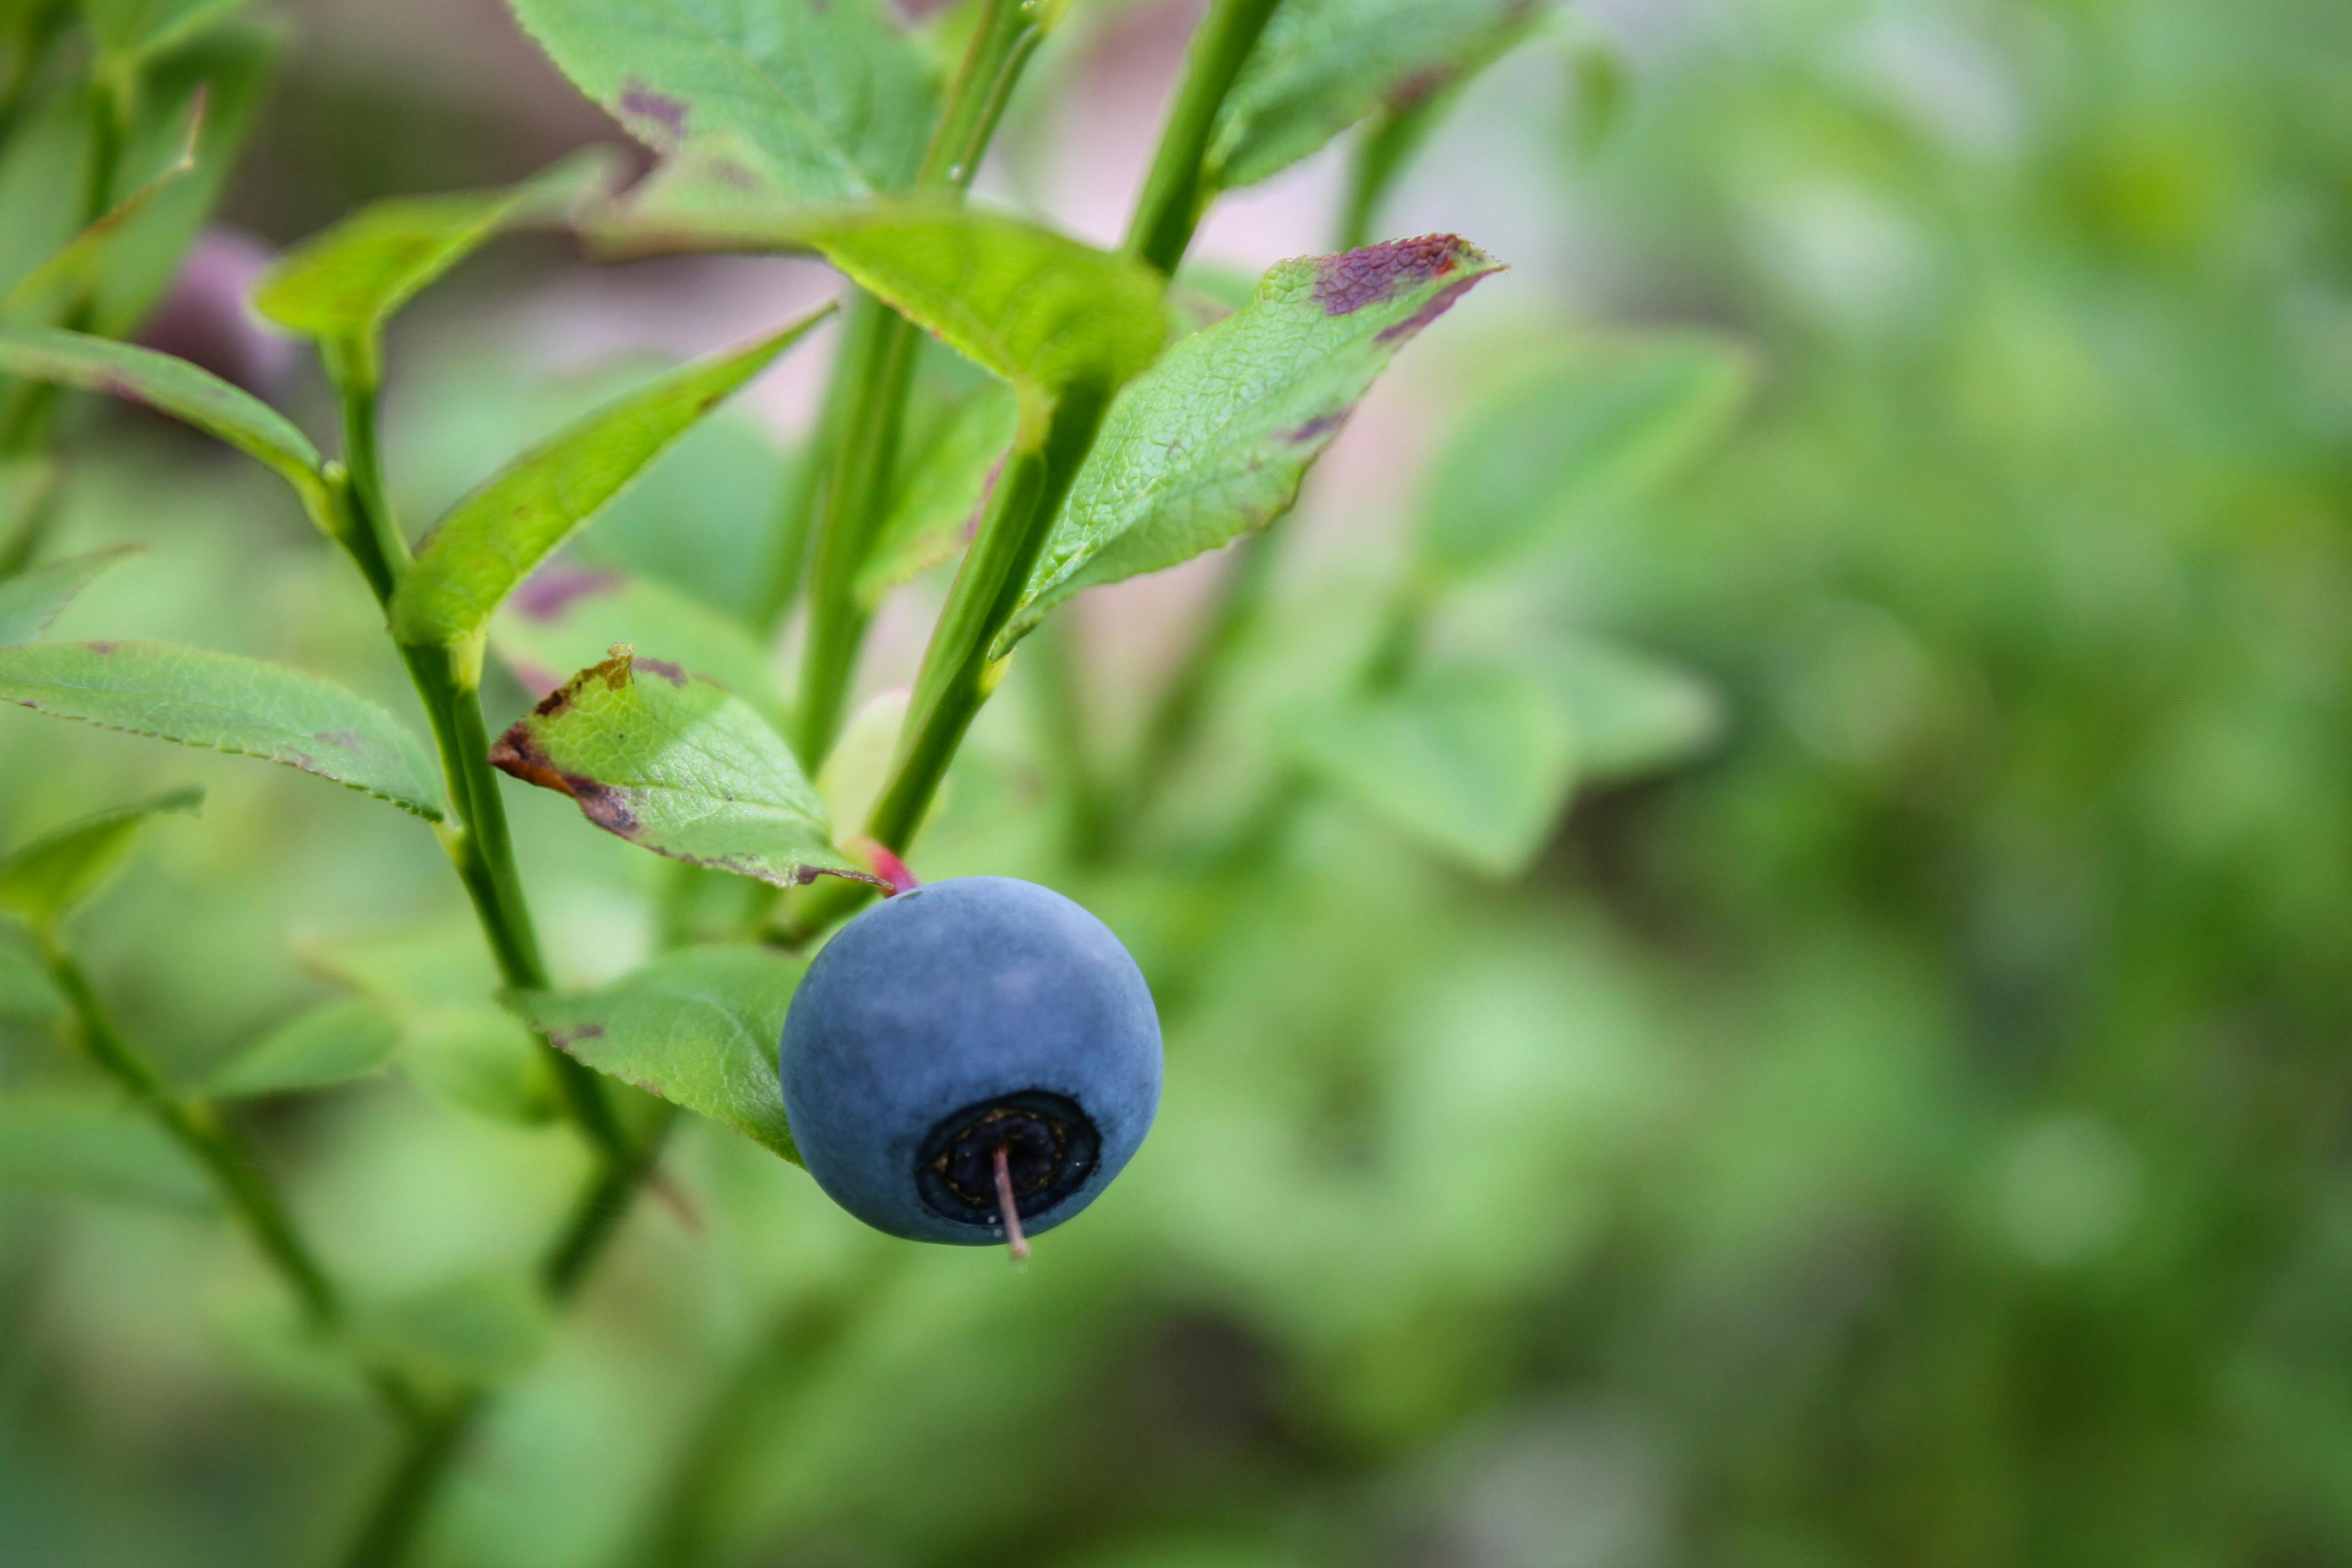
780,876 -> 1162,1245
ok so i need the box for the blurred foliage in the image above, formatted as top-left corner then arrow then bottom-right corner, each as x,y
3,0 -> 2351,1566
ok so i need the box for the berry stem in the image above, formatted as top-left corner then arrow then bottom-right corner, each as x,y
994,1144 -> 1031,1263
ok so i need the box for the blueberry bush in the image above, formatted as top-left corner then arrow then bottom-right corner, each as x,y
3,0 -> 2348,1565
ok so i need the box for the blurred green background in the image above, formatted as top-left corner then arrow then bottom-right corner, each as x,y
5,0 -> 2352,1564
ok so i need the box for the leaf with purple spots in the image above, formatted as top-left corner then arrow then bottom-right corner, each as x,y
997,236 -> 1502,651
1209,0 -> 1550,190
0,641 -> 444,819
489,650 -> 875,891
503,945 -> 806,1162
509,0 -> 935,205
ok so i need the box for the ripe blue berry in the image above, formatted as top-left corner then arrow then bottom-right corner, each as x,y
779,876 -> 1161,1248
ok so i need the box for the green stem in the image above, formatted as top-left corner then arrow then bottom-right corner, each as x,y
629,1253 -> 900,1568
324,361 -> 630,1168
328,343 -> 408,603
870,386 -> 1108,852
1337,100 -> 1435,253
37,930 -> 340,1331
791,295 -> 918,765
787,0 -> 1049,766
752,386 -> 838,634
337,1391 -> 486,1568
1123,0 -> 1282,273
0,458 -> 63,579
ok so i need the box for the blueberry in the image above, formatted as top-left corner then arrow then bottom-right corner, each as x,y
779,876 -> 1161,1248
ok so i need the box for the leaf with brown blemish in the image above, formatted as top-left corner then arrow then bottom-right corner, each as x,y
997,237 -> 1503,651
491,565 -> 788,729
490,650 -> 874,890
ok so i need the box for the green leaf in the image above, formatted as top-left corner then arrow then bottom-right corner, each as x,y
1422,333 -> 1752,579
0,545 -> 138,647
1287,665 -> 1575,876
0,326 -> 330,516
0,785 -> 200,926
854,376 -> 1016,604
492,565 -> 786,729
1,88 -> 202,322
0,79 -> 96,303
252,150 -> 622,343
302,924 -> 557,1124
503,944 -> 804,1161
400,1006 -> 560,1125
815,684 -> 907,832
1210,0 -> 1549,190
1542,634 -> 1723,785
788,202 -> 1169,403
0,928 -> 60,1023
389,309 -> 827,653
81,0 -> 248,68
207,997 -> 401,1097
490,650 -> 875,890
0,1092 -> 214,1212
85,23 -> 279,338
1003,237 -> 1504,649
0,641 -> 445,819
508,0 -> 936,204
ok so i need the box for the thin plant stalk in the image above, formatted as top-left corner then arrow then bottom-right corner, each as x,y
1123,0 -> 1282,274
37,929 -> 339,1322
788,0 -> 1050,764
325,358 -> 630,1166
35,926 -> 427,1424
